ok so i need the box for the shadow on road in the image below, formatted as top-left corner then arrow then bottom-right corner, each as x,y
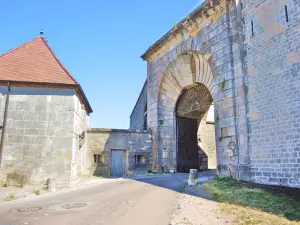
127,169 -> 216,200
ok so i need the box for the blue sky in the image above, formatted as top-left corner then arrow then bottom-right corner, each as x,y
0,0 -> 203,129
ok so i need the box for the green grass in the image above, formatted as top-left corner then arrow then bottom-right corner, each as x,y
203,177 -> 300,221
5,192 -> 16,201
0,179 -> 7,187
33,189 -> 40,195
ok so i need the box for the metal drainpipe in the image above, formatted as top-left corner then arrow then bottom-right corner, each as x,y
0,82 -> 10,166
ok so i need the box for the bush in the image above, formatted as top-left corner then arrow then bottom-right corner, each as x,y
5,192 -> 16,201
33,189 -> 40,195
0,179 -> 7,187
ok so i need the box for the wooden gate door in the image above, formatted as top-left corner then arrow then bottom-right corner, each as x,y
177,116 -> 199,173
111,150 -> 124,177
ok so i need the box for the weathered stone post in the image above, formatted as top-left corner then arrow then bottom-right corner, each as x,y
188,169 -> 198,186
47,178 -> 56,192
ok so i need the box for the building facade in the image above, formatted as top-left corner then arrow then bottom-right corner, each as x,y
131,0 -> 300,187
86,129 -> 152,177
0,37 -> 92,184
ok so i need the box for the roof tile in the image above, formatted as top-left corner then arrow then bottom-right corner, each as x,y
0,36 -> 78,84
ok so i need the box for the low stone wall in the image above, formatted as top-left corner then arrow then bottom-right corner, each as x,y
86,128 -> 152,176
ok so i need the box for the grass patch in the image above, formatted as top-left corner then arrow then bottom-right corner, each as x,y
203,177 -> 300,221
5,192 -> 16,201
33,189 -> 40,195
0,179 -> 6,187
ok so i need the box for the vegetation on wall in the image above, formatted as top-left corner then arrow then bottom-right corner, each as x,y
218,136 -> 232,142
220,80 -> 226,91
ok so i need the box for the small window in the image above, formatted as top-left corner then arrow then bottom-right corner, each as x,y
251,21 -> 254,36
143,104 -> 148,130
93,154 -> 101,163
285,5 -> 289,22
135,155 -> 146,164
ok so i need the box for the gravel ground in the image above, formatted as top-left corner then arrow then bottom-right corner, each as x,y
170,184 -> 234,225
170,183 -> 300,225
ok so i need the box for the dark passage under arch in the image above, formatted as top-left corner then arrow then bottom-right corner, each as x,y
176,83 -> 213,172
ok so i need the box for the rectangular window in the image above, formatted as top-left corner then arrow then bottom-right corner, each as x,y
251,21 -> 254,36
135,155 -> 146,164
285,5 -> 289,22
93,154 -> 101,163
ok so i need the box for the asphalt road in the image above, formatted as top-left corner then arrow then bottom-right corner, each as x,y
0,174 -> 188,225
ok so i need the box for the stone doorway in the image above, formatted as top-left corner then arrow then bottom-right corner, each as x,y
176,84 -> 216,172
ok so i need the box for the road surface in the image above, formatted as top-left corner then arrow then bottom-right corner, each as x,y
0,174 -> 188,225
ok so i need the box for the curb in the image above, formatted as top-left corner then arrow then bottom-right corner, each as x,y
0,178 -> 123,206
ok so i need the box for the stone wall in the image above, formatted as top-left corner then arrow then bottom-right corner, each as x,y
198,110 -> 217,169
71,94 -> 90,180
86,129 -> 152,176
0,87 -> 88,184
130,81 -> 147,130
243,0 -> 300,187
142,0 -> 250,178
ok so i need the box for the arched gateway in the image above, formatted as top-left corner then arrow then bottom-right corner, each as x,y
176,83 -> 215,172
137,0 -> 251,180
142,40 -> 250,178
157,52 -> 217,173
128,0 -> 300,187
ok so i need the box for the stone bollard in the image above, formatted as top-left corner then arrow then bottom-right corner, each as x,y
188,169 -> 198,186
47,178 -> 56,192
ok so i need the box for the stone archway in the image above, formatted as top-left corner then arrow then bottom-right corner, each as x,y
175,83 -> 216,172
156,51 -> 219,172
143,0 -> 250,179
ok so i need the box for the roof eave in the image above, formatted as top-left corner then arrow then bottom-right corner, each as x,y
0,80 -> 93,114
76,85 -> 93,114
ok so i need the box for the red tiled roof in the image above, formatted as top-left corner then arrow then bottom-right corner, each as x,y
0,36 -> 93,113
0,36 -> 78,84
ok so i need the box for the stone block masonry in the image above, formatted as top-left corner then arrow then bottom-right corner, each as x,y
0,87 -> 89,184
86,128 -> 152,176
243,0 -> 300,187
130,81 -> 147,130
130,0 -> 300,187
141,0 -> 250,179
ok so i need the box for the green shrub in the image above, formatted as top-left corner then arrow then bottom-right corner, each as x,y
6,192 -> 16,201
0,179 -> 6,187
33,189 -> 40,195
